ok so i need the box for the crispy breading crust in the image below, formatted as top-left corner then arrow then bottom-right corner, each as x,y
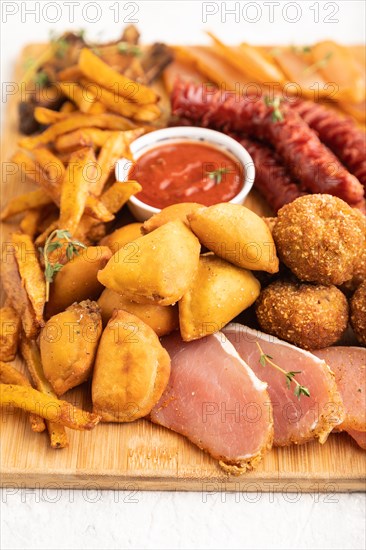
350,283 -> 366,345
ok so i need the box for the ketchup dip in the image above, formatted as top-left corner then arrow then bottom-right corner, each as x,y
128,141 -> 244,209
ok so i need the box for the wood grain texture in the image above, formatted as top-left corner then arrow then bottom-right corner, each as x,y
0,45 -> 365,492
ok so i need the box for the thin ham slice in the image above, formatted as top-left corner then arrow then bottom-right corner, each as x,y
222,324 -> 344,446
313,347 -> 366,450
150,331 -> 273,474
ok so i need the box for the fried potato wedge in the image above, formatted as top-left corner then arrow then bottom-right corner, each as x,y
40,300 -> 102,396
1,245 -> 39,339
179,254 -> 261,341
18,113 -> 136,150
97,288 -> 179,335
59,147 -> 97,234
1,190 -> 53,221
0,361 -> 46,433
97,221 -> 201,305
188,204 -> 279,273
34,107 -> 68,124
99,223 -> 143,253
0,305 -> 21,362
79,48 -> 158,105
58,82 -> 95,113
100,180 -> 142,213
20,336 -> 68,448
141,202 -> 204,234
12,233 -> 46,325
0,384 -> 100,430
92,310 -> 171,422
93,130 -> 145,196
54,129 -> 122,152
46,246 -> 112,318
20,208 -> 47,238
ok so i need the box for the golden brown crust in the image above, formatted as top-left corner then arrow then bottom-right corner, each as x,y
273,194 -> 365,286
255,280 -> 349,350
350,283 -> 366,345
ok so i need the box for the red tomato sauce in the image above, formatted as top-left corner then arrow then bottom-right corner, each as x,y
129,142 -> 243,209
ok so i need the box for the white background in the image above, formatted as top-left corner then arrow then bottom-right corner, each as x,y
1,1 -> 365,549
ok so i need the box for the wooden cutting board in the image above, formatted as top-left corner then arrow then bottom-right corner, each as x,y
0,45 -> 365,492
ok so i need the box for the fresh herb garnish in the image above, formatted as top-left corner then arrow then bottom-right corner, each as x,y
39,229 -> 86,301
264,95 -> 284,122
291,45 -> 312,54
303,51 -> 333,75
49,31 -> 70,59
206,167 -> 229,185
256,342 -> 311,400
34,71 -> 49,87
117,42 -> 142,57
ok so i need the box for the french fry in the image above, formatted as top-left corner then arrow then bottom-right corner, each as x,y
1,244 -> 39,339
20,337 -> 68,448
0,361 -> 45,433
84,196 -> 114,222
208,32 -> 286,83
33,147 -> 66,202
0,304 -> 21,362
57,65 -> 83,82
59,147 -> 97,234
1,190 -> 52,221
79,48 -> 158,105
58,82 -> 96,113
34,221 -> 59,248
0,384 -> 101,430
19,113 -> 136,150
60,100 -> 77,113
79,78 -> 160,121
20,208 -> 45,238
310,41 -> 365,104
101,180 -> 142,213
12,233 -> 46,326
34,107 -> 68,125
93,129 -> 144,196
54,128 -> 120,152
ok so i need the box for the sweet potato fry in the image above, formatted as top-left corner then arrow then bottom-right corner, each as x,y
0,305 -> 21,362
12,233 -> 46,326
93,129 -> 144,195
20,337 -> 68,448
311,41 -> 365,104
100,180 -> 142,213
1,190 -> 52,221
79,48 -> 158,105
0,384 -> 101,430
208,32 -> 286,83
19,113 -> 136,150
59,147 -> 97,234
1,244 -> 39,339
79,78 -> 160,121
0,361 -> 45,433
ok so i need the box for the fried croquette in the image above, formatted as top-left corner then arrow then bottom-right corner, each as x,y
350,283 -> 366,345
255,280 -> 349,350
273,195 -> 365,286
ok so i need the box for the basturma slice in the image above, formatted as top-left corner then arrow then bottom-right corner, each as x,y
222,323 -> 345,446
313,346 -> 366,450
150,331 -> 273,474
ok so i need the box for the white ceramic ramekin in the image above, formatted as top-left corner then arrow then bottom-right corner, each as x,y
115,126 -> 255,222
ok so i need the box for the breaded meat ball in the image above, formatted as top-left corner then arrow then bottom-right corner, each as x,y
350,282 -> 366,345
273,195 -> 365,286
256,280 -> 349,350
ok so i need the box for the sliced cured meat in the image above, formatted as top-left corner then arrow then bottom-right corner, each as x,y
150,331 -> 273,474
222,323 -> 344,446
313,347 -> 366,433
347,430 -> 366,450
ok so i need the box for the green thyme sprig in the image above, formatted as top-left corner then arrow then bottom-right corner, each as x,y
264,95 -> 284,122
303,51 -> 333,75
117,42 -> 142,57
256,342 -> 311,400
39,229 -> 86,301
206,167 -> 229,185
